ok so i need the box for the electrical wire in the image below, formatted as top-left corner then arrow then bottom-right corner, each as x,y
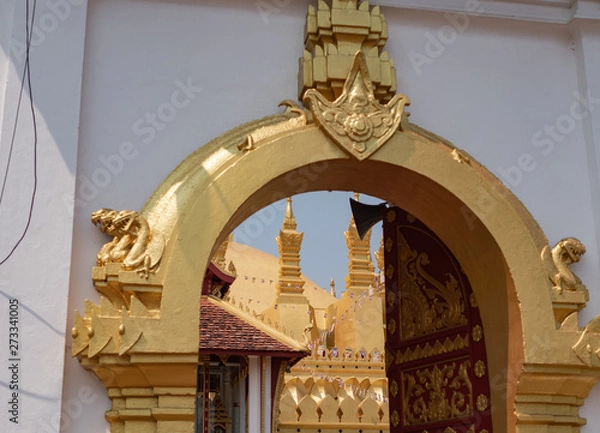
0,0 -> 38,265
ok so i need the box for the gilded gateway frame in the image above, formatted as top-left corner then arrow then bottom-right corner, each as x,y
72,2 -> 600,432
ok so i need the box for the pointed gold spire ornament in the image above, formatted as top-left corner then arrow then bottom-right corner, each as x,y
304,51 -> 410,161
344,193 -> 376,294
262,197 -> 316,343
276,197 -> 306,296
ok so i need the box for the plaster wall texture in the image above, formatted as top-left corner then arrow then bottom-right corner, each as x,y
0,0 -> 598,432
0,0 -> 89,432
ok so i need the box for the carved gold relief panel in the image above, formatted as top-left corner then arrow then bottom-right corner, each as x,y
402,359 -> 473,426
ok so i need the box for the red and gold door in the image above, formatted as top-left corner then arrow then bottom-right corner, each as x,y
383,207 -> 493,433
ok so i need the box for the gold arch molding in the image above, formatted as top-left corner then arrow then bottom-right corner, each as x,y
72,5 -> 600,433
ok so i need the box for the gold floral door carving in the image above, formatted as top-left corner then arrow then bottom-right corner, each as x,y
383,207 -> 493,433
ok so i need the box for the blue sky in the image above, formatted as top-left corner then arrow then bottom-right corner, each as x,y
234,191 -> 384,297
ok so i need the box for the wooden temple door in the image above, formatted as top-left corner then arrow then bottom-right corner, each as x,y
382,207 -> 493,433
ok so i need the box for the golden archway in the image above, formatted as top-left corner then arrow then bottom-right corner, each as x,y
72,3 -> 600,432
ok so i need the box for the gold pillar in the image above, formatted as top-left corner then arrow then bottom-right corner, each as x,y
262,198 -> 315,342
515,367 -> 598,432
81,354 -> 197,433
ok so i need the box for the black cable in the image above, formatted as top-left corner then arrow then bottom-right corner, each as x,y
0,5 -> 31,205
0,0 -> 38,265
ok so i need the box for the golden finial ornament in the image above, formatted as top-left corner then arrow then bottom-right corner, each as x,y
275,197 -> 305,296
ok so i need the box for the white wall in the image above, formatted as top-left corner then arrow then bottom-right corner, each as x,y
0,0 -> 88,432
0,0 -> 597,432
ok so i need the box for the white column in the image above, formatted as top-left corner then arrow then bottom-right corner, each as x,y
263,357 -> 272,433
248,356 -> 261,433
0,1 -> 88,433
238,368 -> 246,433
573,19 -> 600,275
572,18 -> 600,433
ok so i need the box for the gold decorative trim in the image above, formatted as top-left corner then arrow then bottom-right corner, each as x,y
394,334 -> 469,364
388,318 -> 397,335
240,101 -> 307,152
572,316 -> 600,367
476,394 -> 489,412
304,51 -> 409,161
385,237 -> 393,252
386,289 -> 396,307
386,263 -> 395,280
474,360 -> 486,378
391,409 -> 400,427
72,295 -> 151,358
469,293 -> 478,308
386,210 -> 397,223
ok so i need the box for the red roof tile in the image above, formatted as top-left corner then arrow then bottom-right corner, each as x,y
199,297 -> 306,357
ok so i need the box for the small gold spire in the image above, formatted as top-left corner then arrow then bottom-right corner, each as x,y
354,192 -> 360,202
283,197 -> 297,230
345,194 -> 375,294
276,197 -> 305,296
330,278 -> 336,297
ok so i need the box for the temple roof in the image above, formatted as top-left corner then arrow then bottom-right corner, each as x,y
199,296 -> 309,357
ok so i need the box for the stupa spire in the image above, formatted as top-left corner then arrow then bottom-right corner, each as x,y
276,197 -> 305,296
283,197 -> 297,230
333,193 -> 383,352
345,193 -> 375,294
263,196 -> 315,343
